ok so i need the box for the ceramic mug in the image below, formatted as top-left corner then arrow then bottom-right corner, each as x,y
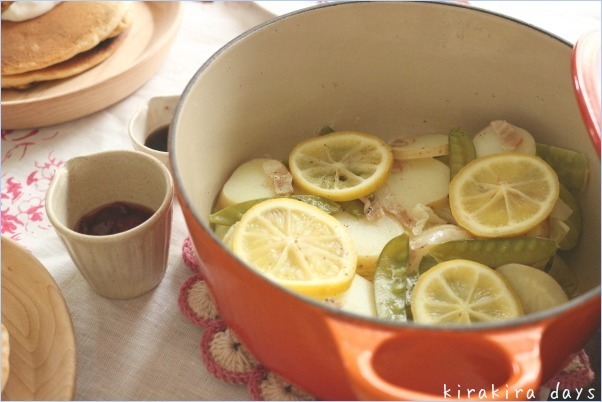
46,150 -> 174,299
128,95 -> 180,170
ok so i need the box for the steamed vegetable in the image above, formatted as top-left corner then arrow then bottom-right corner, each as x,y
373,234 -> 410,321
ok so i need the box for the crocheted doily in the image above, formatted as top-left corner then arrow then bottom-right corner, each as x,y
178,237 -> 594,401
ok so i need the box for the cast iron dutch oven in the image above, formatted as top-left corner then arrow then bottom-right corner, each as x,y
171,2 -> 601,399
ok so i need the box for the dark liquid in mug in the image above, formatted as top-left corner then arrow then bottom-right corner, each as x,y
144,124 -> 169,152
75,202 -> 155,236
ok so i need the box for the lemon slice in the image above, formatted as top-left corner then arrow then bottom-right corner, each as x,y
411,259 -> 523,324
449,153 -> 559,238
230,198 -> 357,298
288,131 -> 393,201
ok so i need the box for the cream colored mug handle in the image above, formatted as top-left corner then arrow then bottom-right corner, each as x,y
325,317 -> 543,401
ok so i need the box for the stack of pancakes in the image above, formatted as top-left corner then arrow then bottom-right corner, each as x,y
1,1 -> 133,89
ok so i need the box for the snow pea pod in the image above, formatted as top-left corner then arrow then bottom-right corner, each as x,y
536,143 -> 588,197
209,195 -> 341,226
426,237 -> 558,268
291,195 -> 342,214
339,199 -> 365,218
418,253 -> 439,274
373,233 -> 409,321
209,198 -> 269,226
448,127 -> 476,178
318,125 -> 335,136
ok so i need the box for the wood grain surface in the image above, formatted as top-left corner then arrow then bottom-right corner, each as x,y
1,2 -> 181,130
1,236 -> 77,400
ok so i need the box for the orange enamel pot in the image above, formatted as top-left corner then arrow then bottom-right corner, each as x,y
171,2 -> 600,400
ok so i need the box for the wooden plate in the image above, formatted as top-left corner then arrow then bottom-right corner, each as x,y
1,2 -> 181,130
1,236 -> 77,400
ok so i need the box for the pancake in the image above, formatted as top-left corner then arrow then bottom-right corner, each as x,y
1,2 -> 13,13
1,1 -> 132,88
2,32 -> 129,89
1,323 -> 9,392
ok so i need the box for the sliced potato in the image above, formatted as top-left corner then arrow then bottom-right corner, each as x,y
391,134 -> 449,160
496,263 -> 568,314
375,157 -> 450,211
216,158 -> 282,210
473,120 -> 536,157
323,274 -> 377,317
334,211 -> 405,281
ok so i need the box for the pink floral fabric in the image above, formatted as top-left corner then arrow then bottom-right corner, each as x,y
1,129 -> 63,241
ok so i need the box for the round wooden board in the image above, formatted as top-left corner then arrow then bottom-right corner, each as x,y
1,236 -> 77,400
1,2 -> 182,130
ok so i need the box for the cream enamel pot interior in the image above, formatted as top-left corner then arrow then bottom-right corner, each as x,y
171,2 -> 601,400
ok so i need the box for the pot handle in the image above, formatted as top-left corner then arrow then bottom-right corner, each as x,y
571,29 -> 601,157
325,317 -> 544,401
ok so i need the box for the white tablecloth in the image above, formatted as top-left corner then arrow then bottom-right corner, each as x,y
1,2 -> 600,400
